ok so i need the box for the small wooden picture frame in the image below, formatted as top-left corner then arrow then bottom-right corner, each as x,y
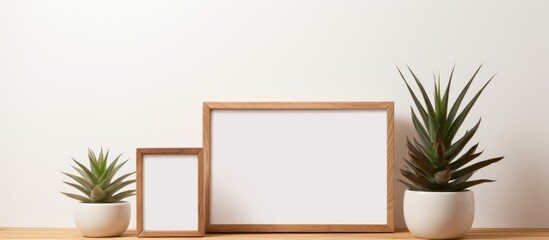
136,148 -> 204,237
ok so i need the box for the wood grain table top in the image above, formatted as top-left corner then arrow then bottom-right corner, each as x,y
1,228 -> 549,239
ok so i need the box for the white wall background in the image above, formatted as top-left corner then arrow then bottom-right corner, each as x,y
1,0 -> 548,229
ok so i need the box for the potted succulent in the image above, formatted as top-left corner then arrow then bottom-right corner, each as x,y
397,65 -> 504,239
61,148 -> 135,237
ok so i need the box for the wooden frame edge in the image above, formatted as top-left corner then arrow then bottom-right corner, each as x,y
138,231 -> 204,237
206,224 -> 394,233
386,102 -> 395,232
204,101 -> 393,110
136,148 -> 205,237
203,102 -> 212,231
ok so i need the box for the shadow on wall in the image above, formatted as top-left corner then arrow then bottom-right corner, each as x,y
393,116 -> 416,229
486,130 -> 549,227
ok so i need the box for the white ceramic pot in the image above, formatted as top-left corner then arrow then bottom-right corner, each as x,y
403,190 -> 474,239
75,201 -> 130,237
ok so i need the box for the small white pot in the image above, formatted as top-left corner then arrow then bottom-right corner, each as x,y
75,201 -> 130,237
404,190 -> 474,239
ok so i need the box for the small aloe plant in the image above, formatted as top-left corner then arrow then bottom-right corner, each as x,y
61,148 -> 135,203
398,65 -> 504,192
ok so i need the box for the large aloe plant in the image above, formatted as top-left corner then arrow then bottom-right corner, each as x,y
398,65 -> 503,192
61,148 -> 135,203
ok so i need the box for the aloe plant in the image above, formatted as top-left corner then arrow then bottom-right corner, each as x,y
398,65 -> 503,192
61,148 -> 135,203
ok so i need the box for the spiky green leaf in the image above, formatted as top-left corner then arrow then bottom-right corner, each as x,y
446,179 -> 495,191
398,180 -> 420,191
452,171 -> 474,185
404,158 -> 430,179
446,74 -> 495,142
401,169 -> 433,190
439,66 -> 454,133
63,181 -> 90,196
112,190 -> 136,202
433,168 -> 451,185
406,65 -> 438,141
90,185 -> 107,202
62,172 -> 93,191
109,171 -> 136,187
445,119 -> 481,160
413,138 -> 437,166
71,166 -> 93,185
88,148 -> 100,176
411,109 -> 431,147
449,144 -> 482,171
445,65 -> 483,135
61,192 -> 92,203
98,148 -> 106,174
72,158 -> 96,184
98,159 -> 129,189
434,134 -> 446,163
406,138 -> 433,169
397,66 -> 430,127
103,153 -> 123,180
451,157 -> 504,180
104,180 -> 136,196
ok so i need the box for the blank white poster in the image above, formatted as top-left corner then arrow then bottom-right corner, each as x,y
210,109 -> 388,225
142,155 -> 199,230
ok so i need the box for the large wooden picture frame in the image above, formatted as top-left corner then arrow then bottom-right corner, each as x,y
203,102 -> 394,232
136,148 -> 204,237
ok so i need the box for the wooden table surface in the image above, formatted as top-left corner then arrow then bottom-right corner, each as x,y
1,228 -> 549,239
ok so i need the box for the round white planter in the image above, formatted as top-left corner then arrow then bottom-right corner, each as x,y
404,190 -> 474,239
75,201 -> 130,237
